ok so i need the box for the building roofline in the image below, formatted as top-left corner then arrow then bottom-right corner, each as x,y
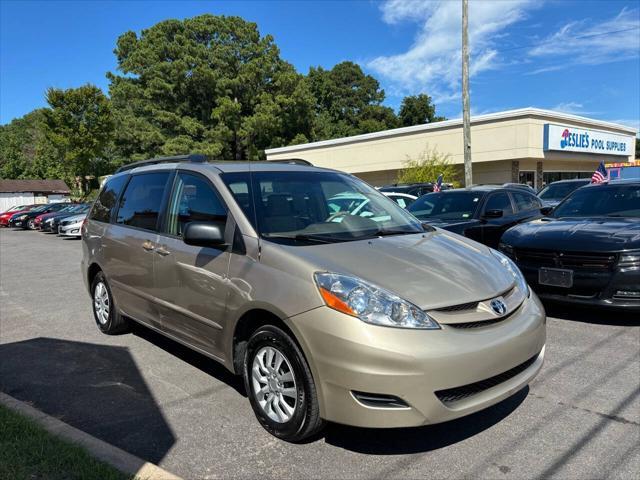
265,107 -> 637,155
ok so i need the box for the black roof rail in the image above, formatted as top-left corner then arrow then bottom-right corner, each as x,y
269,158 -> 313,166
115,154 -> 208,173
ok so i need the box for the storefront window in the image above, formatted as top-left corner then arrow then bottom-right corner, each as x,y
518,171 -> 535,188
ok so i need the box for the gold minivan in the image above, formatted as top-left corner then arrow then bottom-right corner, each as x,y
82,155 -> 546,441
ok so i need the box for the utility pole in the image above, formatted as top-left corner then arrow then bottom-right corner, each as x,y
462,0 -> 473,187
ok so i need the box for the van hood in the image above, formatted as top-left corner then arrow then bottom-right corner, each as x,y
281,229 -> 514,310
502,217 -> 640,252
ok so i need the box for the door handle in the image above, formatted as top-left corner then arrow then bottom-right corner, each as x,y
155,247 -> 170,256
142,240 -> 155,251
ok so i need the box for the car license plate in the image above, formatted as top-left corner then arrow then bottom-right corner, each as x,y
539,267 -> 573,288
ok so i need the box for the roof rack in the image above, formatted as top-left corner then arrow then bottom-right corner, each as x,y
115,154 -> 208,173
269,158 -> 313,166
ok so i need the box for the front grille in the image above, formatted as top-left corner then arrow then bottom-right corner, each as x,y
435,301 -> 479,312
515,249 -> 616,271
448,316 -> 510,329
434,352 -> 540,405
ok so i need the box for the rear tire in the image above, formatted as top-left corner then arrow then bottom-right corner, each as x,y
91,272 -> 129,334
243,325 -> 325,442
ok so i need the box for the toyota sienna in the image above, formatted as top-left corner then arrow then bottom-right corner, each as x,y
82,155 -> 546,441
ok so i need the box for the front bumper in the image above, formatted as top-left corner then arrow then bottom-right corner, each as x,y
59,224 -> 82,236
289,293 -> 546,428
520,266 -> 640,311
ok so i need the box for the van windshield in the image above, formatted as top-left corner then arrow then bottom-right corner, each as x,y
222,171 -> 424,243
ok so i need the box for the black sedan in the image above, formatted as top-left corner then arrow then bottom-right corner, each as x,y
537,178 -> 590,207
500,180 -> 640,310
42,204 -> 90,232
10,202 -> 69,229
407,185 -> 543,248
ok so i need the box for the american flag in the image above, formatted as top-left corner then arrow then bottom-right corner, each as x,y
433,174 -> 443,192
591,162 -> 608,184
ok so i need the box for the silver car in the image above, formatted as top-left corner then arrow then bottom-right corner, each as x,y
59,213 -> 86,237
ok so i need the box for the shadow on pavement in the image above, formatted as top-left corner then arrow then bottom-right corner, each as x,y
0,337 -> 175,464
130,323 -> 246,397
323,386 -> 528,454
543,302 -> 640,326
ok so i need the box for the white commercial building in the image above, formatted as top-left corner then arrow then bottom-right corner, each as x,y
266,108 -> 637,189
0,179 -> 71,211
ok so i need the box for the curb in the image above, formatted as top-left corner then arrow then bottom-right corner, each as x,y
0,392 -> 181,480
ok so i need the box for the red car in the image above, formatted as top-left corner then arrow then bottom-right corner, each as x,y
0,204 -> 37,227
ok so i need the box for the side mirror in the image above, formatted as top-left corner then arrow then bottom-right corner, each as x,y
540,206 -> 554,216
483,209 -> 503,219
183,220 -> 226,247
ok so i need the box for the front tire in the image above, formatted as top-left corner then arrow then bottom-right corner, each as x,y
26,219 -> 35,230
244,325 -> 324,442
91,272 -> 129,334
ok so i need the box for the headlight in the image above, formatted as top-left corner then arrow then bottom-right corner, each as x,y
619,250 -> 640,268
491,249 -> 528,294
314,272 -> 440,329
17,214 -> 28,220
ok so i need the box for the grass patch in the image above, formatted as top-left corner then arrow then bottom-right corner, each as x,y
0,404 -> 129,480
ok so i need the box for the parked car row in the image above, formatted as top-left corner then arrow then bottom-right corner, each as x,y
0,202 -> 90,237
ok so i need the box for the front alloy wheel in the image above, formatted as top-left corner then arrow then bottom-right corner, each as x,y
244,325 -> 324,441
252,346 -> 298,423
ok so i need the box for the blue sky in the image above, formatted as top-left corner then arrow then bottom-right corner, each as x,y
1,0 -> 639,132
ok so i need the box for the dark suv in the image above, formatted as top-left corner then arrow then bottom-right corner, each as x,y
407,186 -> 543,248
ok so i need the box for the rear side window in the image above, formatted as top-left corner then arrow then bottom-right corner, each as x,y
90,175 -> 129,223
115,172 -> 170,231
512,192 -> 542,212
165,173 -> 227,237
484,192 -> 514,215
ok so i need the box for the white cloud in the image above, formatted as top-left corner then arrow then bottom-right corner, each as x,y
527,8 -> 640,73
368,0 -> 538,103
551,102 -> 599,116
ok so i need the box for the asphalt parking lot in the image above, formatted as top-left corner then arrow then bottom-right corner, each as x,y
1,228 -> 639,479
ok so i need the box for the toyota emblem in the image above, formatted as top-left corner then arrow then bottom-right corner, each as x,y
490,298 -> 507,316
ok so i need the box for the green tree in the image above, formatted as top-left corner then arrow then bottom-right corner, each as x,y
108,14 -> 315,161
0,109 -> 62,180
307,61 -> 398,139
398,94 -> 446,127
43,84 -> 114,195
396,146 -> 460,186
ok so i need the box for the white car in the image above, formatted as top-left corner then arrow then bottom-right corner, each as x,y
381,192 -> 417,209
328,191 -> 417,217
58,213 -> 87,237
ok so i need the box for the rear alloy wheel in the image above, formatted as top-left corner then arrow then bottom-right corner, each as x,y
91,272 -> 129,334
244,325 -> 324,442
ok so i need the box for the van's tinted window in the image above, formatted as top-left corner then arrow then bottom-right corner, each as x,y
484,192 -> 513,215
116,173 -> 169,231
166,173 -> 226,236
90,174 -> 129,223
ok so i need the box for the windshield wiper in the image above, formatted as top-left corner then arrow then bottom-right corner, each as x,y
264,233 -> 341,244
